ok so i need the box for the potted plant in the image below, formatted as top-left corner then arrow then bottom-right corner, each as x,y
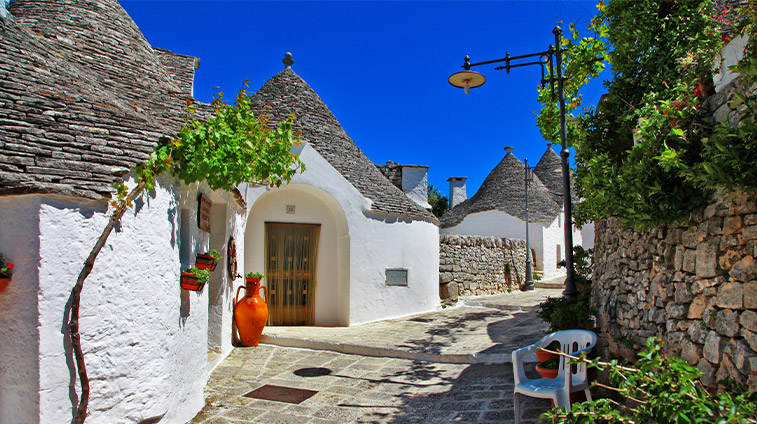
535,355 -> 559,379
181,267 -> 210,291
245,272 -> 264,284
0,253 -> 13,293
196,249 -> 222,271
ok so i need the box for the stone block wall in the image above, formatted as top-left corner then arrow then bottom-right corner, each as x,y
592,190 -> 757,391
439,234 -> 526,300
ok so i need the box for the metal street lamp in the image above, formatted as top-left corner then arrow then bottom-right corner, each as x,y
448,26 -> 578,299
524,158 -> 535,291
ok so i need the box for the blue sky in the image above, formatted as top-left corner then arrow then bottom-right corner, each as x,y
121,0 -> 608,198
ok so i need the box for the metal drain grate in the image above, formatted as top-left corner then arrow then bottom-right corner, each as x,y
243,384 -> 318,404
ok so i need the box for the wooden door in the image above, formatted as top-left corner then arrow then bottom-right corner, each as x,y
265,223 -> 320,326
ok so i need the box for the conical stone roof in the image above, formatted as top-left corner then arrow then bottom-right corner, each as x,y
441,151 -> 562,228
1,0 -> 195,198
249,65 -> 437,223
533,145 -> 578,204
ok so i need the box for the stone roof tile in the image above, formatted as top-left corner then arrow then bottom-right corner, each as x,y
249,66 -> 438,224
0,0 -> 194,199
440,151 -> 562,228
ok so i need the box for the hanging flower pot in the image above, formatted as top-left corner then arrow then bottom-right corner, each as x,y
0,276 -> 10,293
195,255 -> 217,271
180,267 -> 209,291
0,254 -> 13,293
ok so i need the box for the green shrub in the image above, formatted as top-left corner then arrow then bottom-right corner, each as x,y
543,337 -> 757,423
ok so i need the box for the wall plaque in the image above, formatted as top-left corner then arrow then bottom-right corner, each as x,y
198,194 -> 211,232
385,268 -> 409,286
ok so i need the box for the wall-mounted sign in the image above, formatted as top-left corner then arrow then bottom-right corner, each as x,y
286,205 -> 296,215
385,268 -> 409,286
198,194 -> 211,232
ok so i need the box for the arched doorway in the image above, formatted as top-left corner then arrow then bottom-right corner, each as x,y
244,184 -> 350,326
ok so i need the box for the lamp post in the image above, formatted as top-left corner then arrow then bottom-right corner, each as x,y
524,158 -> 534,291
448,26 -> 577,299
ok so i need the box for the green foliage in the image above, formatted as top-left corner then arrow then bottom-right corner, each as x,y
536,16 -> 607,146
539,355 -> 560,370
186,267 -> 210,285
562,0 -> 757,230
245,271 -> 264,279
541,245 -> 596,331
0,253 -> 13,277
538,294 -> 597,332
205,249 -> 222,262
154,85 -> 305,191
542,337 -> 757,423
427,184 -> 449,218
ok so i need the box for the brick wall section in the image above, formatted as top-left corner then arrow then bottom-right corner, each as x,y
592,190 -> 757,391
439,234 -> 527,300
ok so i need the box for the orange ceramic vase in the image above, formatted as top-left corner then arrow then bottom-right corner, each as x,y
234,279 -> 268,346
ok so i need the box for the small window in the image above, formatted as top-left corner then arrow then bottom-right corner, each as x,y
556,244 -> 563,265
385,268 -> 409,286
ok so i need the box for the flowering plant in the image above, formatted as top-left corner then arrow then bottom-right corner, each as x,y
0,253 -> 13,278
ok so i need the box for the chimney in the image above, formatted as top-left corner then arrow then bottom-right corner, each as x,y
1,0 -> 9,22
400,165 -> 431,209
447,177 -> 467,209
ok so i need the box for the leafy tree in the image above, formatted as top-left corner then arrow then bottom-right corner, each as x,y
69,84 -> 304,423
545,0 -> 756,230
427,184 -> 449,218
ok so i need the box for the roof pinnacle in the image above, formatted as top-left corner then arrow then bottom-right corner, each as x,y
283,52 -> 294,68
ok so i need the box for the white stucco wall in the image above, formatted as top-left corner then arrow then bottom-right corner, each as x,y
1,174 -> 245,424
349,213 -> 439,325
400,166 -> 431,209
0,195 -> 42,424
440,209 -> 530,240
244,143 -> 439,326
581,222 -> 595,250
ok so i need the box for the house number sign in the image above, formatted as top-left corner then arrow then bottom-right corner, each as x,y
385,268 -> 408,286
198,194 -> 211,232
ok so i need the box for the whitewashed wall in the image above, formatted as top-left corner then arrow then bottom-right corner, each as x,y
0,195 -> 42,424
0,174 -> 244,424
244,144 -> 439,326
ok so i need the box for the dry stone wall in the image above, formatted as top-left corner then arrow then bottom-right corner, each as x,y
592,190 -> 757,391
439,234 -> 527,300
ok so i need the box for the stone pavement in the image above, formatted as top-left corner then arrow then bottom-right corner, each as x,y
192,285 -> 564,423
260,287 -> 558,365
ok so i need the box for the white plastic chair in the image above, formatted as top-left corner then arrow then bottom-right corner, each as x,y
512,329 -> 597,423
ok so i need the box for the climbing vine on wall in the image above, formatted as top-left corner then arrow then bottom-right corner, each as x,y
69,83 -> 304,423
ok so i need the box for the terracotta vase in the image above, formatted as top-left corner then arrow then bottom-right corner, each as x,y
535,349 -> 556,363
195,254 -> 218,271
0,277 -> 10,292
234,281 -> 268,347
535,364 -> 559,379
180,272 -> 205,291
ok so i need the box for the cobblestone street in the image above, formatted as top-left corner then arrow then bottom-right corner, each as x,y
191,345 -> 551,424
192,288 -> 561,423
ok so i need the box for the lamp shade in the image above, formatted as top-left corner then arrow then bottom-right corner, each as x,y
448,71 -> 486,93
